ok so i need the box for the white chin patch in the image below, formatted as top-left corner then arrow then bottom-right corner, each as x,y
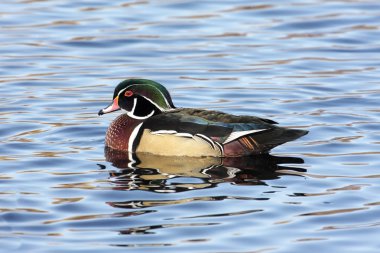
127,110 -> 155,120
126,98 -> 155,120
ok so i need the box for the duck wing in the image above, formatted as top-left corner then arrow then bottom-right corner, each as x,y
142,108 -> 307,156
177,108 -> 278,124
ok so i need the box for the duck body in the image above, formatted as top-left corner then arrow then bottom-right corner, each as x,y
99,79 -> 308,157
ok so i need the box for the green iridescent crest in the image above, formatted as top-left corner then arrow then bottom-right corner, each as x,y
114,79 -> 175,111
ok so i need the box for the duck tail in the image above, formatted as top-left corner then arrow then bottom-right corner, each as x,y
222,127 -> 308,156
252,127 -> 308,152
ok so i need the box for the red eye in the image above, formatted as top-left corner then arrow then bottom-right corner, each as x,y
124,90 -> 133,97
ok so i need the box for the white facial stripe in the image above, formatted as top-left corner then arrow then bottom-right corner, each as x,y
140,83 -> 171,108
140,95 -> 167,112
117,87 -> 128,97
128,83 -> 172,109
127,110 -> 155,120
126,97 -> 155,120
117,83 -> 174,119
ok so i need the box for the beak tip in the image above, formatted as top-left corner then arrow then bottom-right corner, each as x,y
98,109 -> 104,116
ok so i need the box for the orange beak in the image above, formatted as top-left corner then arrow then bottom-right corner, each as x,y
98,96 -> 120,116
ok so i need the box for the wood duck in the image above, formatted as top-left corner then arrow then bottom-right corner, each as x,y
98,79 -> 308,157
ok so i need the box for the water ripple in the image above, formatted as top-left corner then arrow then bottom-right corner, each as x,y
1,0 -> 379,252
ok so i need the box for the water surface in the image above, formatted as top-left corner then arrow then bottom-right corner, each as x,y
1,0 -> 380,252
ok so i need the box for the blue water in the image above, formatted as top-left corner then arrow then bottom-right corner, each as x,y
1,0 -> 380,252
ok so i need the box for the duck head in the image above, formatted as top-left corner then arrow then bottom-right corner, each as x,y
98,79 -> 176,120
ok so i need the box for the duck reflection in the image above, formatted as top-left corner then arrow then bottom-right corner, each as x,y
105,147 -> 306,196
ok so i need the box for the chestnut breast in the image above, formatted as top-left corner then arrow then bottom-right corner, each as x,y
105,114 -> 142,151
